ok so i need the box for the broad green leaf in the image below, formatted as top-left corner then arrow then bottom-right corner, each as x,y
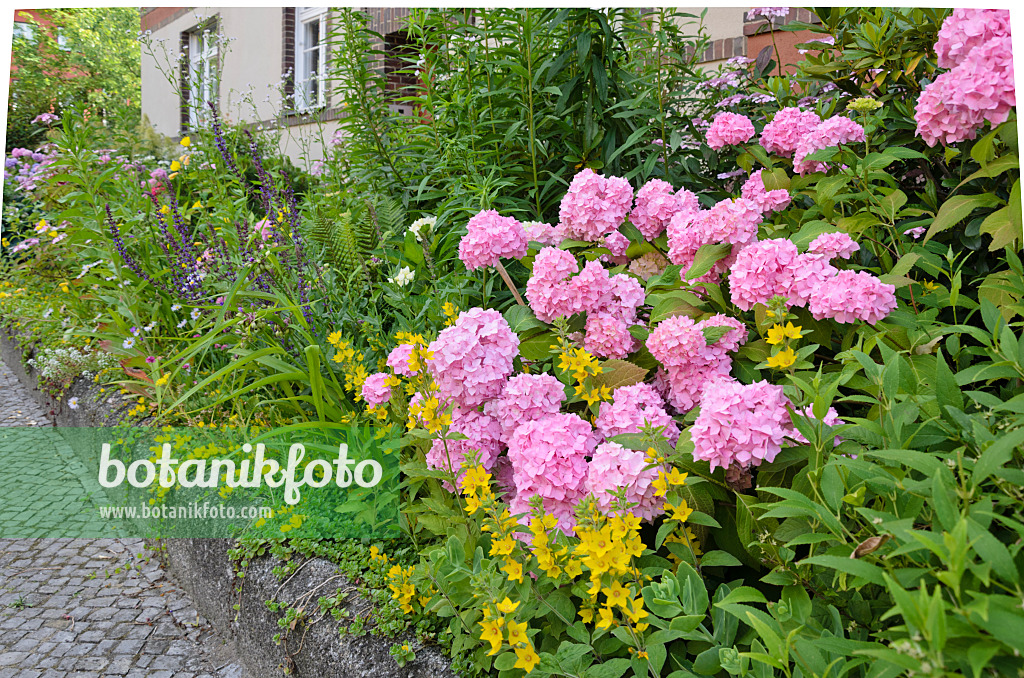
923,193 -> 1001,242
684,243 -> 732,281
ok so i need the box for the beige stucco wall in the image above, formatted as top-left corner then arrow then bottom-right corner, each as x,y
141,6 -> 335,170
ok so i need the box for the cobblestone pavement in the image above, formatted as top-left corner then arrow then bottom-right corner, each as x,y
0,356 -> 251,677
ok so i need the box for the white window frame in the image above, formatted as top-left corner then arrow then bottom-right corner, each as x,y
188,23 -> 219,128
13,22 -> 36,42
295,7 -> 328,111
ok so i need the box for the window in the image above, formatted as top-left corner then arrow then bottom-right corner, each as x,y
294,7 -> 327,110
187,23 -> 219,127
12,22 -> 36,42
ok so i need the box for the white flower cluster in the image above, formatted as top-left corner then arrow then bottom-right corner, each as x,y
27,346 -> 119,390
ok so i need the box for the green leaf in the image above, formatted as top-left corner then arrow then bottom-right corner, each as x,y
973,426 -> 1024,485
585,658 -> 632,678
699,550 -> 742,568
934,348 -> 964,423
503,305 -> 546,334
684,243 -> 732,281
800,555 -> 886,586
593,359 -> 649,391
923,193 -> 1001,242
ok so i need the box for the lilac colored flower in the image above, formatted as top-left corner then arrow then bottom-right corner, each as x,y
145,356 -> 157,364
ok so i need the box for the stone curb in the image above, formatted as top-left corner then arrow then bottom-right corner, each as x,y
0,324 -> 456,678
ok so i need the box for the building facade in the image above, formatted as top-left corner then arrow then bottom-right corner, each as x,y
139,7 -> 820,169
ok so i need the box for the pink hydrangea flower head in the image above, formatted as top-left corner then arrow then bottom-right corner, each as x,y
789,405 -> 845,447
740,170 -> 792,214
793,117 -> 866,174
760,107 -> 821,157
601,274 -> 646,324
526,247 -> 580,322
729,238 -> 799,311
630,179 -> 685,240
558,169 -> 634,242
699,313 -> 748,353
706,112 -> 756,150
458,209 -> 528,271
808,269 -> 897,324
361,372 -> 393,407
667,198 -> 761,284
570,259 -> 615,314
507,413 -> 597,532
585,443 -> 663,520
915,35 -> 1015,147
425,405 -> 504,490
584,312 -> 635,359
428,308 -> 520,407
387,343 -> 419,376
808,231 -> 860,260
484,373 -> 566,439
935,9 -> 1011,69
523,221 -> 562,247
594,382 -> 680,446
690,378 -> 792,471
604,230 -> 630,259
789,253 -> 838,307
646,314 -> 742,411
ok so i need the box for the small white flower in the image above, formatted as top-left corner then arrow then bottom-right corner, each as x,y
123,337 -> 135,349
190,308 -> 202,321
171,304 -> 181,311
407,216 -> 436,243
177,319 -> 188,329
68,397 -> 79,410
42,307 -> 53,319
144,322 -> 156,332
388,266 -> 415,287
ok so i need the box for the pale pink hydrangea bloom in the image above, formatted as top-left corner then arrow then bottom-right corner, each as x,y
691,378 -> 792,471
507,413 -> 598,532
646,314 -> 746,412
915,35 -> 1015,147
569,259 -> 615,314
904,226 -> 926,239
558,169 -> 633,242
789,253 -> 839,307
484,373 -> 565,440
808,269 -> 897,324
789,405 -> 845,447
935,9 -> 1010,69
427,308 -> 519,407
602,230 -> 631,265
808,231 -> 860,260
630,179 -> 686,240
706,112 -> 756,150
667,198 -> 762,283
361,372 -> 393,407
760,107 -> 821,157
729,238 -> 799,311
526,247 -> 580,322
627,251 -> 669,279
740,170 -> 792,214
523,221 -> 563,246
793,117 -> 866,174
386,343 -> 419,376
584,312 -> 635,359
594,382 -> 680,446
458,209 -> 528,270
585,443 -> 663,521
426,406 -> 504,490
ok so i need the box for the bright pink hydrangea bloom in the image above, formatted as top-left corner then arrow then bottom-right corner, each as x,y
808,269 -> 897,324
523,221 -> 562,246
706,112 -> 755,150
793,117 -> 866,174
915,35 -> 1015,147
386,343 -> 419,376
740,170 -> 791,214
690,378 -> 792,471
584,312 -> 635,359
526,247 -> 580,322
760,108 -> 822,157
630,179 -> 687,240
558,169 -> 634,242
603,274 -> 646,323
507,413 -> 597,532
667,198 -> 762,283
729,238 -> 799,311
646,314 -> 746,412
808,231 -> 860,260
569,259 -> 614,312
604,230 -> 631,265
789,253 -> 838,307
458,209 -> 528,271
426,406 -> 504,489
585,443 -> 663,520
428,308 -> 519,407
789,405 -> 845,447
361,372 -> 392,407
935,8 -> 1010,69
484,373 -> 565,439
594,382 -> 680,446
